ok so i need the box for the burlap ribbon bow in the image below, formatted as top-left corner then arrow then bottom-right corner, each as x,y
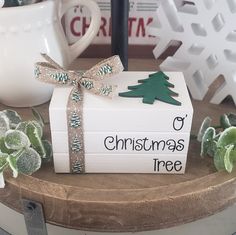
35,54 -> 124,173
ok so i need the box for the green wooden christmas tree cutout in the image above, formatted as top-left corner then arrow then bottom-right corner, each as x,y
119,71 -> 181,105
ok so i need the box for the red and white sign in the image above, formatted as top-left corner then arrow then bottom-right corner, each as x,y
64,0 -> 158,45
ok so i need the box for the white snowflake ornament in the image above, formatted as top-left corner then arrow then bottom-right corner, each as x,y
148,0 -> 236,104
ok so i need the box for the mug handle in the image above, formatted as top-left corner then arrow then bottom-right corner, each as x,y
61,0 -> 101,61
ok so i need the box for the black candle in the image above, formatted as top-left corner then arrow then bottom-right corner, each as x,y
111,0 -> 129,71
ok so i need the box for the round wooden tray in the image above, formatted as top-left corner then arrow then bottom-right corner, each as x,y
1,58 -> 236,232
0,98 -> 236,232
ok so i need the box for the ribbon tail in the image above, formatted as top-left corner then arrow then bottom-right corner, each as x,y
67,86 -> 85,173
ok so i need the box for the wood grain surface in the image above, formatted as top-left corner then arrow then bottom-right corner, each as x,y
0,58 -> 236,232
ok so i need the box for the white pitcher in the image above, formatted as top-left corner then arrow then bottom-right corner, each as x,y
0,0 -> 101,107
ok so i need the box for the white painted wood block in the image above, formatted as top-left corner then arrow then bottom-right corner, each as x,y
49,72 -> 193,174
51,131 -> 190,154
53,153 -> 70,173
49,72 -> 193,132
53,153 -> 187,174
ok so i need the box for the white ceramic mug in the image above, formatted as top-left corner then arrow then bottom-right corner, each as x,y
0,0 -> 101,107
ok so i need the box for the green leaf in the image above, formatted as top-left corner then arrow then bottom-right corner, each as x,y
200,127 -> 216,157
0,152 -> 9,158
15,121 -> 28,133
214,147 -> 226,171
16,121 -> 43,138
220,114 -> 231,129
207,140 -> 217,157
29,121 -> 43,138
0,108 -> 51,186
26,122 -> 46,158
197,117 -> 212,142
229,149 -> 236,163
217,126 -> 236,147
214,133 -> 221,141
6,155 -> 18,178
4,130 -> 30,150
0,154 -> 8,188
227,113 -> 236,126
0,114 -> 10,138
31,108 -> 44,127
0,138 -> 14,154
16,148 -> 41,175
0,155 -> 8,172
42,140 -> 53,162
224,144 -> 235,173
3,110 -> 22,129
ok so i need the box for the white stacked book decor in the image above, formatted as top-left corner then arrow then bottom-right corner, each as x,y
49,71 -> 193,174
34,54 -> 193,174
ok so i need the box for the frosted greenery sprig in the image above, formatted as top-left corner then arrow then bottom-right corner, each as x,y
0,109 -> 52,188
197,113 -> 236,173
